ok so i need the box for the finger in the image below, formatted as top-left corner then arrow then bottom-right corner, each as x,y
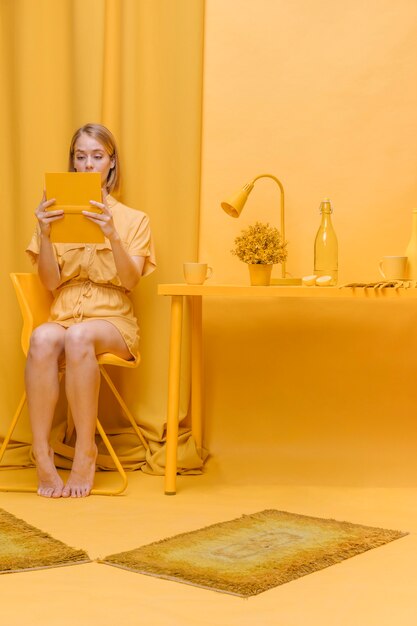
36,206 -> 61,218
43,209 -> 63,217
82,211 -> 106,222
83,208 -> 105,216
44,214 -> 65,223
89,199 -> 106,210
83,215 -> 105,228
43,198 -> 57,208
89,200 -> 110,215
37,198 -> 56,212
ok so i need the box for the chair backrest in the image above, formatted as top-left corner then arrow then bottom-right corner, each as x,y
10,273 -> 53,356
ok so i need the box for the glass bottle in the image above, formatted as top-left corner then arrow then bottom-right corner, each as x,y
314,198 -> 338,285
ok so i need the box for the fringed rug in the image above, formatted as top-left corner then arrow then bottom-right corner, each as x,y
101,509 -> 408,597
0,508 -> 90,574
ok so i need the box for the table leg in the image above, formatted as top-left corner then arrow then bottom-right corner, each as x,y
164,295 -> 183,495
191,296 -> 203,451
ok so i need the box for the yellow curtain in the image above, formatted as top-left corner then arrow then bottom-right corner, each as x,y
0,0 -> 205,474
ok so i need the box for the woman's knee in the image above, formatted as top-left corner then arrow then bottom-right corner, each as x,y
28,324 -> 65,361
64,325 -> 96,362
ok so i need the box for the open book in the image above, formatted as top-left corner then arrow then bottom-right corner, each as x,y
45,172 -> 104,243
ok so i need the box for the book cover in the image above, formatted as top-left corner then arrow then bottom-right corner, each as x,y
45,172 -> 104,243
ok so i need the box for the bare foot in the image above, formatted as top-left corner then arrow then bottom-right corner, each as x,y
62,445 -> 97,498
33,447 -> 64,498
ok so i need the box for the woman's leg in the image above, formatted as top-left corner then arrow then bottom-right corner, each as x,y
25,323 -> 66,497
62,320 -> 132,498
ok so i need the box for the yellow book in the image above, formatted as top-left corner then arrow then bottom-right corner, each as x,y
45,172 -> 104,243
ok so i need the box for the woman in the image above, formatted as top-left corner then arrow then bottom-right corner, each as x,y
25,123 -> 156,498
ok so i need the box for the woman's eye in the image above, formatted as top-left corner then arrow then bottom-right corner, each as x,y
75,155 -> 85,161
94,155 -> 103,160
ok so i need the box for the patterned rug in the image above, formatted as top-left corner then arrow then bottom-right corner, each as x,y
101,509 -> 408,596
0,508 -> 90,574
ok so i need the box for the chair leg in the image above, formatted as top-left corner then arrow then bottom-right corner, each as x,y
88,366 -> 149,496
99,366 -> 149,451
0,390 -> 38,493
90,418 -> 128,496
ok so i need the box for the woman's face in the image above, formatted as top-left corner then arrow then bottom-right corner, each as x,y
73,133 -> 115,187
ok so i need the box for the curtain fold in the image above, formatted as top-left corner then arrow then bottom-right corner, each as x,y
0,0 -> 205,475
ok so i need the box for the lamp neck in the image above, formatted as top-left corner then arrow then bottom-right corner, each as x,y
251,173 -> 284,198
250,174 -> 285,243
248,173 -> 286,279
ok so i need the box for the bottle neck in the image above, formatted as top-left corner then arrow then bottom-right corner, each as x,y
319,200 -> 333,222
320,211 -> 333,226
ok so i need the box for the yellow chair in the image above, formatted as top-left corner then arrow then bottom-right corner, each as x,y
0,273 -> 149,495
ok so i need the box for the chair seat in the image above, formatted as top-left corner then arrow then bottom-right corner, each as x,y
97,353 -> 139,368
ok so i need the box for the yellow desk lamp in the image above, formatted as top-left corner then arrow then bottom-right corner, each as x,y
221,173 -> 301,285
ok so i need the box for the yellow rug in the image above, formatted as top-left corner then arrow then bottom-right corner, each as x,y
0,508 -> 90,574
101,509 -> 408,596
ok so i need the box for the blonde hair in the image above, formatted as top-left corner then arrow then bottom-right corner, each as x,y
68,123 -> 121,194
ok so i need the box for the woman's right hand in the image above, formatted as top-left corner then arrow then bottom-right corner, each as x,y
35,192 -> 64,237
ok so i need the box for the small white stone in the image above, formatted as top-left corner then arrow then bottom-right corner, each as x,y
316,275 -> 333,286
302,275 -> 317,286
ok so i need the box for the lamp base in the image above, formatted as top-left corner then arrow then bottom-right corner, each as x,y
270,277 -> 302,286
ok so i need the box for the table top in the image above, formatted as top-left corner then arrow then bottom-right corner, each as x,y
157,283 -> 417,299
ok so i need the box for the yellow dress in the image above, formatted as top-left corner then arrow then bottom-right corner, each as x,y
26,195 -> 156,362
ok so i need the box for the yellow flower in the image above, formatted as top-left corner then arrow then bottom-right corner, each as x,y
231,221 -> 288,265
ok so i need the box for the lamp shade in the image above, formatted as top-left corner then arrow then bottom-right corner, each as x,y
221,182 -> 254,218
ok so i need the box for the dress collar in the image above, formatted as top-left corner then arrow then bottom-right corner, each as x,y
106,195 -> 118,209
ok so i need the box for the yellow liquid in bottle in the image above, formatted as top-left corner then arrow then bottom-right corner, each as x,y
314,199 -> 338,285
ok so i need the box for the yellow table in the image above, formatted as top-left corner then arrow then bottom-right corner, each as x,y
158,283 -> 416,494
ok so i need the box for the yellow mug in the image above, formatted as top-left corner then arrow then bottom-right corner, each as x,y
378,256 -> 407,280
183,262 -> 213,285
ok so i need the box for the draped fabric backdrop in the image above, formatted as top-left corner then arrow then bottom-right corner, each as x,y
0,0 -> 205,474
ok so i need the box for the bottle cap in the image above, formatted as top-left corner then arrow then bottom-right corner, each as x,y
319,198 -> 333,213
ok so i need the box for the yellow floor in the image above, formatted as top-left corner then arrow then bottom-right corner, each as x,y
0,455 -> 415,626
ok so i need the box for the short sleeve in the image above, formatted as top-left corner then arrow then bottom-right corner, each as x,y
26,226 -> 41,265
127,214 -> 156,277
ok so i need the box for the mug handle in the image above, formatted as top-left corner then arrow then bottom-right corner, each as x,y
378,260 -> 386,279
206,266 -> 213,279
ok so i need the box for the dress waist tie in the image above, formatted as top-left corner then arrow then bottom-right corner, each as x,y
56,280 -> 126,323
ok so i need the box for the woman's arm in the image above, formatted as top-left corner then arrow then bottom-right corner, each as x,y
107,236 -> 145,290
84,193 -> 145,291
35,193 -> 64,291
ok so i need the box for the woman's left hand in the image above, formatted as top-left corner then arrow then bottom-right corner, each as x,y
83,190 -> 119,240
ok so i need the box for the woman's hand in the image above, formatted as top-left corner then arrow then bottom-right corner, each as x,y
84,190 -> 143,290
35,192 -> 62,290
83,190 -> 119,241
35,192 -> 64,237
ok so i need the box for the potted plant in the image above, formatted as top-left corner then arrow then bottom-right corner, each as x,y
231,221 -> 288,285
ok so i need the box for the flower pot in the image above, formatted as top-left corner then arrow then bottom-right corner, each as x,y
248,264 -> 273,286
